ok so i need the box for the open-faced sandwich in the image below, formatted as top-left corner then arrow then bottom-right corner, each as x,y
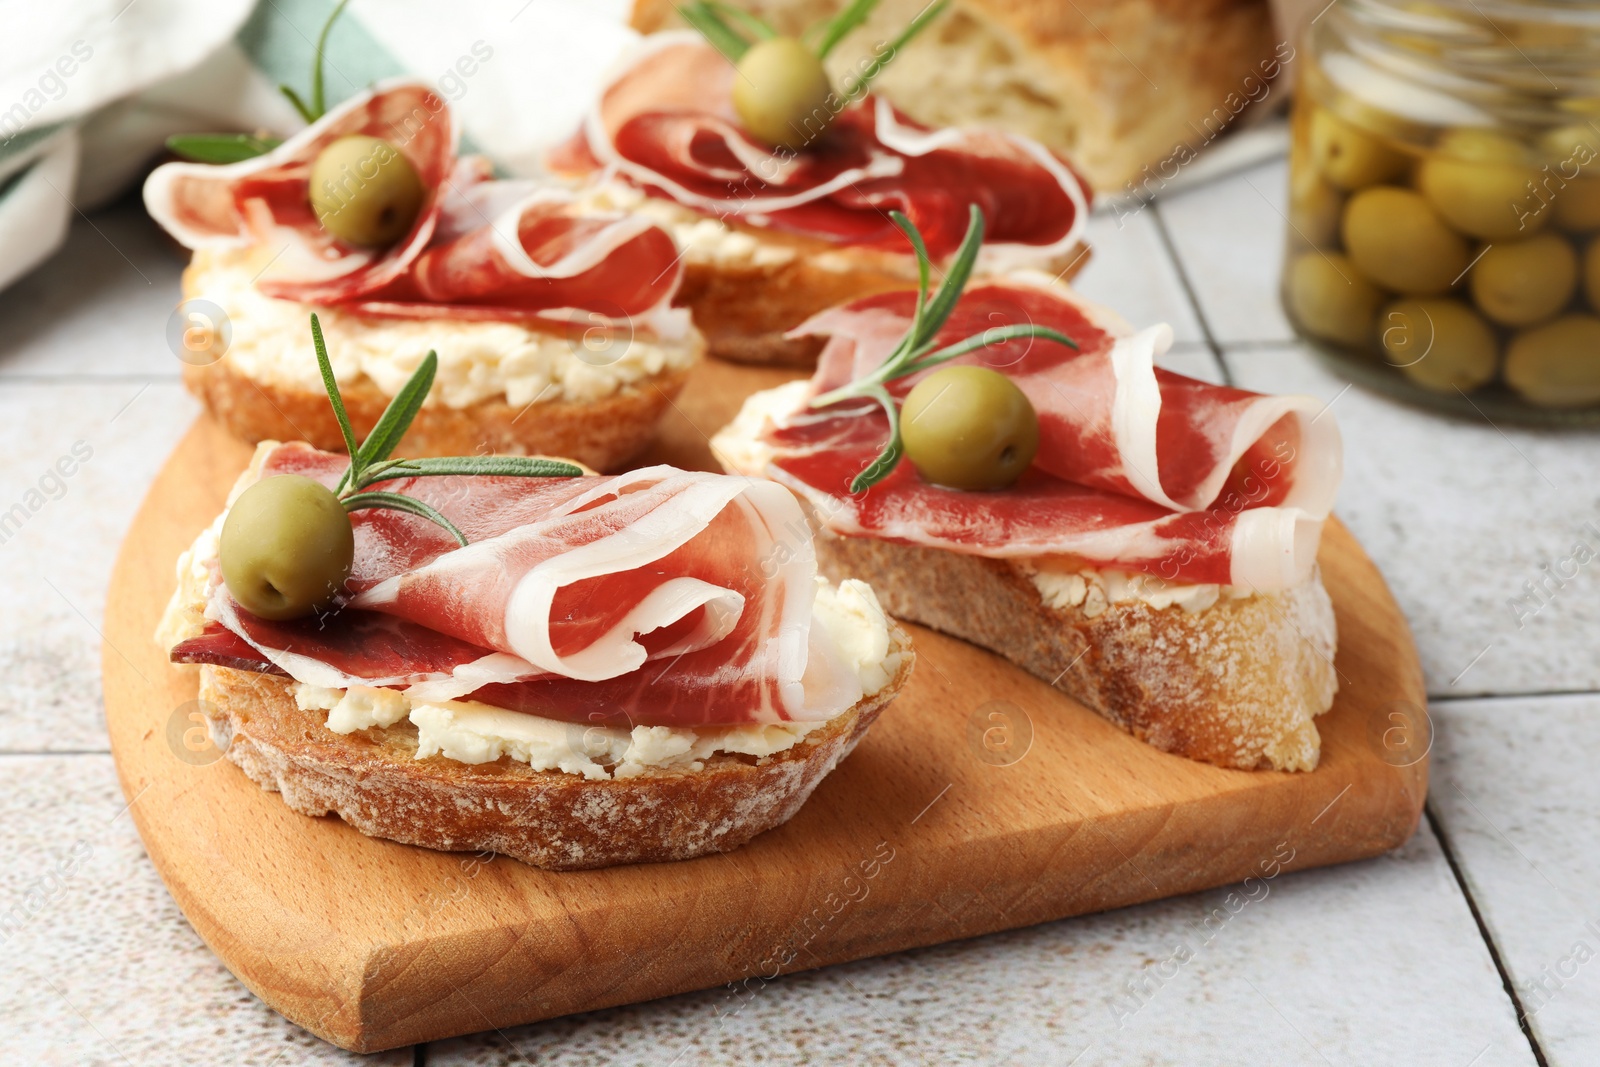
714,208 -> 1342,772
157,319 -> 911,869
145,53 -> 700,469
547,2 -> 1092,366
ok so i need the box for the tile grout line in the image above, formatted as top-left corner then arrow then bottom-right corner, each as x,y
1427,687 -> 1600,706
1147,203 -> 1234,388
1424,803 -> 1552,1067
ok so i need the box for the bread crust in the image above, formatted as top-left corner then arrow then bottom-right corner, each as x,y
815,533 -> 1335,772
631,0 -> 1277,192
182,358 -> 690,472
192,626 -> 912,870
676,238 -> 1088,366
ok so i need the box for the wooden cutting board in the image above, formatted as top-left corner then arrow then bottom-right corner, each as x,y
103,359 -> 1429,1053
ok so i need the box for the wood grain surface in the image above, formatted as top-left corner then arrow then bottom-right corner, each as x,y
102,358 -> 1429,1052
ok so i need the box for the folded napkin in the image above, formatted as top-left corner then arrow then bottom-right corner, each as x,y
0,0 -> 637,294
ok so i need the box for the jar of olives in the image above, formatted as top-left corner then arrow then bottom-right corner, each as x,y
1284,0 -> 1600,423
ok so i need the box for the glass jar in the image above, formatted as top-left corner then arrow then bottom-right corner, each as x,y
1283,0 -> 1600,424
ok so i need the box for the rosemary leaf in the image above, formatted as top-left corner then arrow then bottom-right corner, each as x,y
908,324 -> 1078,376
707,0 -> 776,40
914,202 -> 985,349
279,85 -> 316,125
678,1 -> 752,61
848,384 -> 903,493
353,351 -> 436,476
357,455 -> 586,489
166,133 -> 282,164
342,491 -> 468,546
310,314 -> 364,489
813,0 -> 879,57
310,0 -> 354,120
844,0 -> 947,96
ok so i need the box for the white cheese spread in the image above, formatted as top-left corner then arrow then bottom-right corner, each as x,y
186,248 -> 701,409
288,577 -> 898,779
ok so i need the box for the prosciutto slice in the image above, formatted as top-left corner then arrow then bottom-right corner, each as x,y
552,32 -> 1090,262
143,82 -> 683,327
174,443 -> 862,727
726,281 -> 1342,590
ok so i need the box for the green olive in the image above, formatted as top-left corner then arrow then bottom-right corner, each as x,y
1309,108 -> 1408,190
1285,251 -> 1384,348
1342,186 -> 1469,295
1377,298 -> 1498,393
1585,236 -> 1600,311
1555,181 -> 1600,232
1289,166 -> 1344,248
900,366 -> 1039,490
220,475 -> 355,620
1469,234 -> 1577,326
1418,128 -> 1545,239
308,135 -> 426,247
731,37 -> 835,151
1505,314 -> 1600,407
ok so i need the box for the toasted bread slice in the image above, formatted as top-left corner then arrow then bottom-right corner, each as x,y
670,228 -> 1089,366
815,532 -> 1335,772
178,253 -> 699,469
191,624 -> 911,870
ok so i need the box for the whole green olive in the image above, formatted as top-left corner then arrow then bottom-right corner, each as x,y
309,135 -> 426,247
1469,234 -> 1577,326
1418,128 -> 1545,240
1585,235 -> 1600,311
1289,166 -> 1344,248
1505,314 -> 1600,407
731,37 -> 835,151
1342,186 -> 1469,295
1285,251 -> 1384,348
1540,124 -> 1600,231
900,366 -> 1039,490
220,475 -> 355,620
1309,108 -> 1408,190
1378,298 -> 1498,393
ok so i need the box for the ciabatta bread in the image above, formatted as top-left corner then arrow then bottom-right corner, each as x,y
177,252 -> 700,469
631,0 -> 1281,193
189,635 -> 910,870
814,532 -> 1335,772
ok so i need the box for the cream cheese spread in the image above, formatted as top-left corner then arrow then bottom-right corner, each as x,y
187,248 -> 701,409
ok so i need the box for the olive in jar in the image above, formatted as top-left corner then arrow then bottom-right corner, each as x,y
1342,187 -> 1469,295
1504,314 -> 1600,407
1418,129 -> 1545,240
1285,251 -> 1384,347
1377,298 -> 1498,393
1469,235 -> 1578,326
1310,108 -> 1408,190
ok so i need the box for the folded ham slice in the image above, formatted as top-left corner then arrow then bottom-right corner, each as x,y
728,279 -> 1342,591
552,32 -> 1090,263
174,443 -> 863,728
143,81 -> 683,328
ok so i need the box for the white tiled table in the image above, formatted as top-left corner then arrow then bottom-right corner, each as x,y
3,153 -> 1594,1066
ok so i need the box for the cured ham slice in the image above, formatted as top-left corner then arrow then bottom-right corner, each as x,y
143,82 -> 683,327
174,443 -> 862,728
555,33 -> 1090,262
721,280 -> 1342,591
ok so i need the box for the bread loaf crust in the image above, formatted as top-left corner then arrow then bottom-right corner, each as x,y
814,533 -> 1335,772
192,626 -> 912,870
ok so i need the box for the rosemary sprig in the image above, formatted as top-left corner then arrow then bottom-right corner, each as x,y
166,133 -> 284,164
167,0 -> 352,164
807,205 -> 1078,494
307,313 -> 583,546
682,0 -> 943,82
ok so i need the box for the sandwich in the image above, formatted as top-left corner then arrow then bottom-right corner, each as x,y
144,77 -> 701,470
631,0 -> 1284,193
547,2 -> 1092,366
713,207 -> 1341,771
157,319 -> 911,869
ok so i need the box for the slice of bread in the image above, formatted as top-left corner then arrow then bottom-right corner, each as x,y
181,358 -> 691,471
815,532 -> 1335,772
668,224 -> 1088,366
632,0 -> 1279,193
190,627 -> 912,871
178,255 -> 700,469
